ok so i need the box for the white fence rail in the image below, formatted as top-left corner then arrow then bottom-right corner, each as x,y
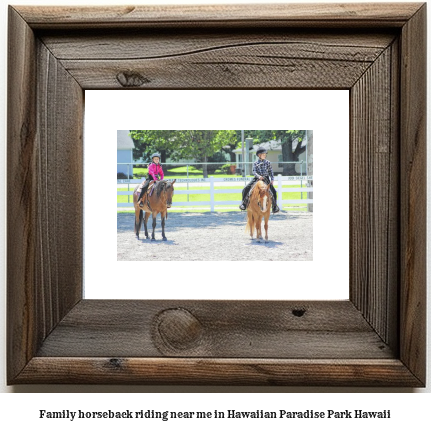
118,175 -> 313,210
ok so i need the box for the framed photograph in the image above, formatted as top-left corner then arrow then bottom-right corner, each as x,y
85,90 -> 349,301
7,3 -> 426,386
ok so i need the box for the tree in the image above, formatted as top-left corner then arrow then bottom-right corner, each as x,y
253,130 -> 306,175
129,130 -> 237,177
211,130 -> 237,164
234,130 -> 307,175
178,130 -> 236,177
275,130 -> 307,175
129,130 -> 176,163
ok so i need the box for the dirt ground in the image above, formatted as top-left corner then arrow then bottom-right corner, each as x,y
117,211 -> 313,261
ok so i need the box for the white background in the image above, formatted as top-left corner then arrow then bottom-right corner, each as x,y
0,0 -> 429,421
85,90 -> 349,300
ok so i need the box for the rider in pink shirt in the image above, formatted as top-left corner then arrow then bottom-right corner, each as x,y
148,159 -> 164,181
137,153 -> 164,206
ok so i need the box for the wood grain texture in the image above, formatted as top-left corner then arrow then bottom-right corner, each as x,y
7,6 -> 38,381
399,3 -> 427,385
350,44 -> 399,348
35,40 -> 84,334
39,30 -> 394,89
15,3 -> 423,29
36,300 -> 393,359
40,31 -> 395,60
7,3 -> 427,386
7,6 -> 84,383
15,358 -> 423,386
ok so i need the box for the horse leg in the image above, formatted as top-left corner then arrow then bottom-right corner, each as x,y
144,212 -> 150,239
151,212 -> 157,240
248,210 -> 254,239
134,207 -> 142,239
134,208 -> 139,238
133,186 -> 139,238
257,216 -> 263,242
161,211 -> 167,241
264,214 -> 269,243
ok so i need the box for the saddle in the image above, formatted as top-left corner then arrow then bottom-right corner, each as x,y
148,182 -> 156,197
248,178 -> 272,197
136,181 -> 155,211
246,178 -> 274,208
135,183 -> 144,198
143,183 -> 156,209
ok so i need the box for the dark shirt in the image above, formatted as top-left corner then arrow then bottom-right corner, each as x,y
253,158 -> 274,181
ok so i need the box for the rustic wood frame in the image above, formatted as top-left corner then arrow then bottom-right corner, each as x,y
7,3 -> 426,386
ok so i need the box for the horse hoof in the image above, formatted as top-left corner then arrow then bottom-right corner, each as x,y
162,237 -> 167,241
151,238 -> 156,241
146,236 -> 150,240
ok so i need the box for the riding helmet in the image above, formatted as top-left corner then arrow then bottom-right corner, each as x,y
256,147 -> 268,156
151,152 -> 161,160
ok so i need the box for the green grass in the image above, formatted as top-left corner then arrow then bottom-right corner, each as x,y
117,184 -> 309,212
132,165 -> 244,179
133,167 -> 148,178
166,166 -> 203,174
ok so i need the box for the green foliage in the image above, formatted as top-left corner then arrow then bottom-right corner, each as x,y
129,130 -> 307,163
129,130 -> 174,162
117,172 -> 133,180
129,130 -> 237,163
128,130 -> 307,178
234,130 -> 306,149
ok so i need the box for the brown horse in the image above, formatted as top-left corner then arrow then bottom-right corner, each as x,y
133,179 -> 176,240
245,180 -> 272,242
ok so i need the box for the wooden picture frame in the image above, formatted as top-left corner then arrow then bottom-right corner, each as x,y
7,3 -> 426,386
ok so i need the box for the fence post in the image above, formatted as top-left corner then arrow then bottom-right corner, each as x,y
277,174 -> 282,209
210,176 -> 215,211
307,130 -> 313,212
187,164 -> 189,202
127,164 -> 130,203
300,162 -> 303,200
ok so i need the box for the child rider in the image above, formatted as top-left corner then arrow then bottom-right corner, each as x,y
239,147 -> 280,213
137,152 -> 164,207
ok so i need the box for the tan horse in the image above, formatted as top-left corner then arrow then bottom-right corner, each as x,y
133,179 -> 176,240
245,180 -> 272,242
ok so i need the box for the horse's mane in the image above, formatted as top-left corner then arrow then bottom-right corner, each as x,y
154,180 -> 165,197
155,180 -> 169,197
251,180 -> 269,198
